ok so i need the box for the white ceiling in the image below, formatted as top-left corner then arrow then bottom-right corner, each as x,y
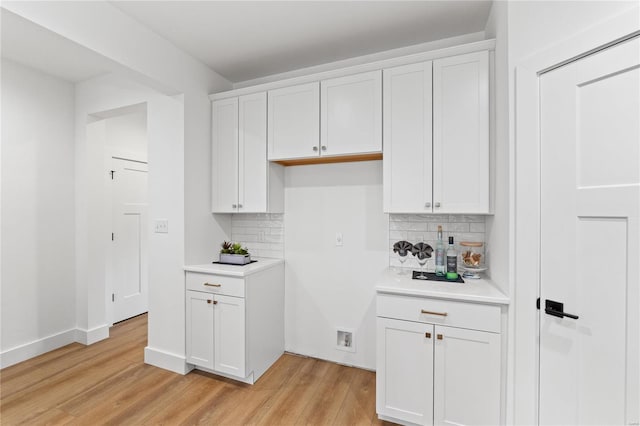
1,1 -> 493,85
109,1 -> 493,83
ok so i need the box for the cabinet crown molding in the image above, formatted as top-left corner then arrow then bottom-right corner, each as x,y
209,39 -> 495,101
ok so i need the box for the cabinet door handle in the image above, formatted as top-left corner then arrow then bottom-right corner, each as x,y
435,202 -> 441,208
232,204 -> 237,208
437,334 -> 443,340
238,203 -> 243,208
312,146 -> 318,152
425,202 -> 431,208
425,332 -> 431,339
207,299 -> 212,304
321,145 -> 327,151
213,300 -> 218,305
421,309 -> 448,317
204,283 -> 222,287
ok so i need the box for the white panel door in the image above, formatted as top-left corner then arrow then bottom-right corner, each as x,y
377,317 -> 433,425
211,97 -> 239,213
214,294 -> 246,378
433,326 -> 501,426
238,92 -> 267,213
321,70 -> 382,156
186,290 -> 214,370
112,157 -> 148,323
433,51 -> 489,213
383,61 -> 433,213
268,82 -> 320,160
539,37 -> 639,425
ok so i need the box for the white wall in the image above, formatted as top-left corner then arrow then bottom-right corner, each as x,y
284,161 -> 388,370
507,2 -> 638,424
0,59 -> 76,367
3,1 -> 232,372
483,0 -> 510,296
104,107 -> 147,161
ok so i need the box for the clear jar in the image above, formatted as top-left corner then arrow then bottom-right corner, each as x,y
459,241 -> 484,268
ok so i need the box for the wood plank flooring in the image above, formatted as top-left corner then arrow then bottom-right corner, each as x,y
1,314 -> 393,425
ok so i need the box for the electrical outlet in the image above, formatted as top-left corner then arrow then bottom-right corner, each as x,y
335,232 -> 343,246
154,219 -> 169,233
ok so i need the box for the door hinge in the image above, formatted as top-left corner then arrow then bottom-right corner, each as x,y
112,232 -> 114,241
112,293 -> 115,302
110,170 -> 115,180
536,297 -> 540,310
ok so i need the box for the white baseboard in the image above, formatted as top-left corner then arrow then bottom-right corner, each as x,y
75,324 -> 110,345
144,346 -> 192,375
0,328 -> 77,369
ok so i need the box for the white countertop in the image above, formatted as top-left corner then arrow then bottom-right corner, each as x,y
184,258 -> 284,277
376,268 -> 509,305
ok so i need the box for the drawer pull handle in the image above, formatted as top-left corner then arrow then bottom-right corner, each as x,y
204,283 -> 222,287
421,309 -> 448,317
425,332 -> 431,339
437,334 -> 443,340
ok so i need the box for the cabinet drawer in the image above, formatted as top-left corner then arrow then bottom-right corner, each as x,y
186,272 -> 245,298
377,293 -> 500,333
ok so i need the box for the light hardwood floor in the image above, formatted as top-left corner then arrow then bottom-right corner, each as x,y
1,314 -> 392,425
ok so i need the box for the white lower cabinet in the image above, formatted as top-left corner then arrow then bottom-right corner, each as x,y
377,295 -> 501,425
185,261 -> 284,384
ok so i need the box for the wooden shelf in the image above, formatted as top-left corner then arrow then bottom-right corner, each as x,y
272,152 -> 382,167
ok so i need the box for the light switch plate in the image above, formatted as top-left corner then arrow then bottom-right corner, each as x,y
154,219 -> 168,233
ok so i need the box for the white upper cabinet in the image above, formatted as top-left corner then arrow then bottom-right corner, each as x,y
383,62 -> 433,213
433,50 -> 490,213
321,70 -> 382,157
383,50 -> 490,214
268,82 -> 320,160
212,93 -> 283,213
211,97 -> 239,213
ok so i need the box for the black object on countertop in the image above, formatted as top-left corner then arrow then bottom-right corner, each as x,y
212,260 -> 258,265
412,271 -> 464,283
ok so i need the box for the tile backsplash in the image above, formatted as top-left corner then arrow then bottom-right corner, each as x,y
231,213 -> 284,259
389,214 -> 486,270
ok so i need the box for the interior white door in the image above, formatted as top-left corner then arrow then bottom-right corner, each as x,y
112,157 -> 149,323
539,37 -> 639,425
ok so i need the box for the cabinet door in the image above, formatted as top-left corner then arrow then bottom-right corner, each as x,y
377,317 -> 434,425
321,70 -> 382,156
433,325 -> 500,425
186,290 -> 214,370
212,98 -> 239,213
268,82 -> 320,160
214,294 -> 246,378
433,51 -> 489,213
238,92 -> 268,212
383,62 -> 433,213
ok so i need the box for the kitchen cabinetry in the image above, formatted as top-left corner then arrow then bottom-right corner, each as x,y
212,92 -> 283,213
433,50 -> 489,213
267,82 -> 320,160
376,271 -> 507,425
268,71 -> 382,163
184,259 -> 284,384
320,70 -> 382,157
383,50 -> 490,214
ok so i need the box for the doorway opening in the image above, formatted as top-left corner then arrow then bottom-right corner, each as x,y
88,103 -> 149,325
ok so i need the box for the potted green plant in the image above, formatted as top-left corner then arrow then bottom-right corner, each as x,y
219,241 -> 251,265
